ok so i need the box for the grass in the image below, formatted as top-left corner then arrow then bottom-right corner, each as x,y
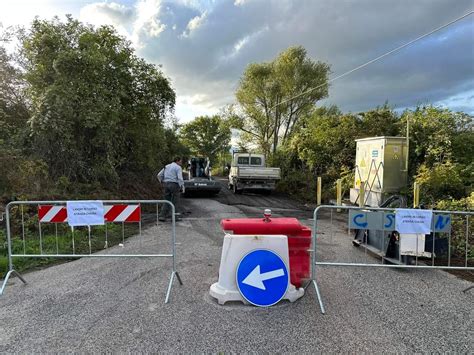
1,223 -> 139,279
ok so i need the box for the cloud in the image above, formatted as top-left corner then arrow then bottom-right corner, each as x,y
234,0 -> 250,6
80,2 -> 134,25
124,0 -> 473,121
219,26 -> 269,62
4,1 -> 472,122
131,0 -> 167,46
3,0 -> 440,122
80,2 -> 135,37
182,10 -> 207,37
0,0 -> 61,27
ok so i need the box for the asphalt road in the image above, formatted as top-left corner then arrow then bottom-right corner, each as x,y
0,178 -> 473,352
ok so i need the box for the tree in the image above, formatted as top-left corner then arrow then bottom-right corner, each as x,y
20,16 -> 175,185
0,46 -> 29,148
358,103 -> 399,137
400,106 -> 474,204
400,106 -> 473,174
234,46 -> 330,156
0,44 -> 33,196
288,104 -> 400,179
289,106 -> 360,178
179,115 -> 231,162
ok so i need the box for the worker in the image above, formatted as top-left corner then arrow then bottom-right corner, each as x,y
157,157 -> 184,221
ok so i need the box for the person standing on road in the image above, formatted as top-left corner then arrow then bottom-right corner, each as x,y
157,157 -> 184,221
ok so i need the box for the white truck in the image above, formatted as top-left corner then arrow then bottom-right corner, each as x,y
228,153 -> 281,194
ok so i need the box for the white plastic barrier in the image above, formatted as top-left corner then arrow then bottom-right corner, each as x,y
210,234 -> 304,306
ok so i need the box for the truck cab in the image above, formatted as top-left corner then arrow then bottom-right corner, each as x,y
228,153 -> 281,194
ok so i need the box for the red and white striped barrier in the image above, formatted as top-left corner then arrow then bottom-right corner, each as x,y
104,204 -> 140,222
38,205 -> 67,223
38,204 -> 141,223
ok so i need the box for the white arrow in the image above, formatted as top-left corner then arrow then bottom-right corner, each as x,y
242,265 -> 285,290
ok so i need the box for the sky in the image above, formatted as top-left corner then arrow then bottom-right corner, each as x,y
1,0 -> 473,122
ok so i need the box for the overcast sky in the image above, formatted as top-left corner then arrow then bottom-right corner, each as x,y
1,0 -> 473,122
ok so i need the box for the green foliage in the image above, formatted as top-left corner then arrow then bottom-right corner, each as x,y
179,115 -> 231,162
234,46 -> 330,156
436,193 -> 474,258
290,106 -> 358,176
0,16 -> 188,202
400,106 -> 471,173
452,128 -> 474,166
398,106 -> 473,205
21,16 -> 175,186
415,161 -> 465,204
0,223 -> 138,279
338,166 -> 355,199
436,192 -> 474,211
0,46 -> 30,148
286,104 -> 400,200
0,45 -> 33,198
279,103 -> 473,205
358,103 -> 400,137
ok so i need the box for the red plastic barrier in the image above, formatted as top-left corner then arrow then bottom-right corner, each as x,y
221,217 -> 311,288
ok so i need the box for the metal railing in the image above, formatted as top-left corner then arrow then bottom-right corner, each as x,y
310,205 -> 473,314
0,200 -> 182,303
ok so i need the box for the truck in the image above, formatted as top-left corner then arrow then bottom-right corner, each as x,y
183,157 -> 221,196
228,153 -> 280,194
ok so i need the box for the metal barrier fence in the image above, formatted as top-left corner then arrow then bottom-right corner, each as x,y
310,205 -> 473,314
0,200 -> 182,303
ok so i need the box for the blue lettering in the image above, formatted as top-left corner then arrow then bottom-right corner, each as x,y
384,214 -> 395,228
435,215 -> 450,230
354,214 -> 368,228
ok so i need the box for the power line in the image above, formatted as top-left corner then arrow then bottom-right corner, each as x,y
272,10 -> 474,109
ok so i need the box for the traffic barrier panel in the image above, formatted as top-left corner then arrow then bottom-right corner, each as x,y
309,205 -> 473,314
1,200 -> 182,303
39,204 -> 141,223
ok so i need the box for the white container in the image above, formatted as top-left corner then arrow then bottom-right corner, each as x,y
351,136 -> 408,207
209,234 -> 304,305
400,233 -> 432,257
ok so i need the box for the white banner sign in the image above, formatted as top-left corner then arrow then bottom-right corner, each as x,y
67,201 -> 105,227
395,209 -> 433,234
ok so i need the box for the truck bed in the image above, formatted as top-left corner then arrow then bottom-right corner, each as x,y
231,166 -> 281,179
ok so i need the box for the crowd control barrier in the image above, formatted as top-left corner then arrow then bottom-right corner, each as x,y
310,205 -> 473,314
0,200 -> 182,303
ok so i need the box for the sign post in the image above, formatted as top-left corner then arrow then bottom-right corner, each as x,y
413,182 -> 420,208
336,179 -> 342,212
317,177 -> 322,205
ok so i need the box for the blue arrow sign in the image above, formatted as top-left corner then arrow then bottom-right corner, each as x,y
236,249 -> 289,307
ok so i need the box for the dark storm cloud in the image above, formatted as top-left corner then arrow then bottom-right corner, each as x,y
127,0 -> 473,117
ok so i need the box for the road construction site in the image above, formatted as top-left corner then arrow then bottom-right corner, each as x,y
0,182 -> 472,352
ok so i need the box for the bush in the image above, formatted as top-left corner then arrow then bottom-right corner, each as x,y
436,193 -> 474,259
416,161 -> 465,205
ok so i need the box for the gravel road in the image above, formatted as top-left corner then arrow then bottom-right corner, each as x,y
0,178 -> 472,352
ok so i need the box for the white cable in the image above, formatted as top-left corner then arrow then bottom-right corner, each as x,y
272,10 -> 474,109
